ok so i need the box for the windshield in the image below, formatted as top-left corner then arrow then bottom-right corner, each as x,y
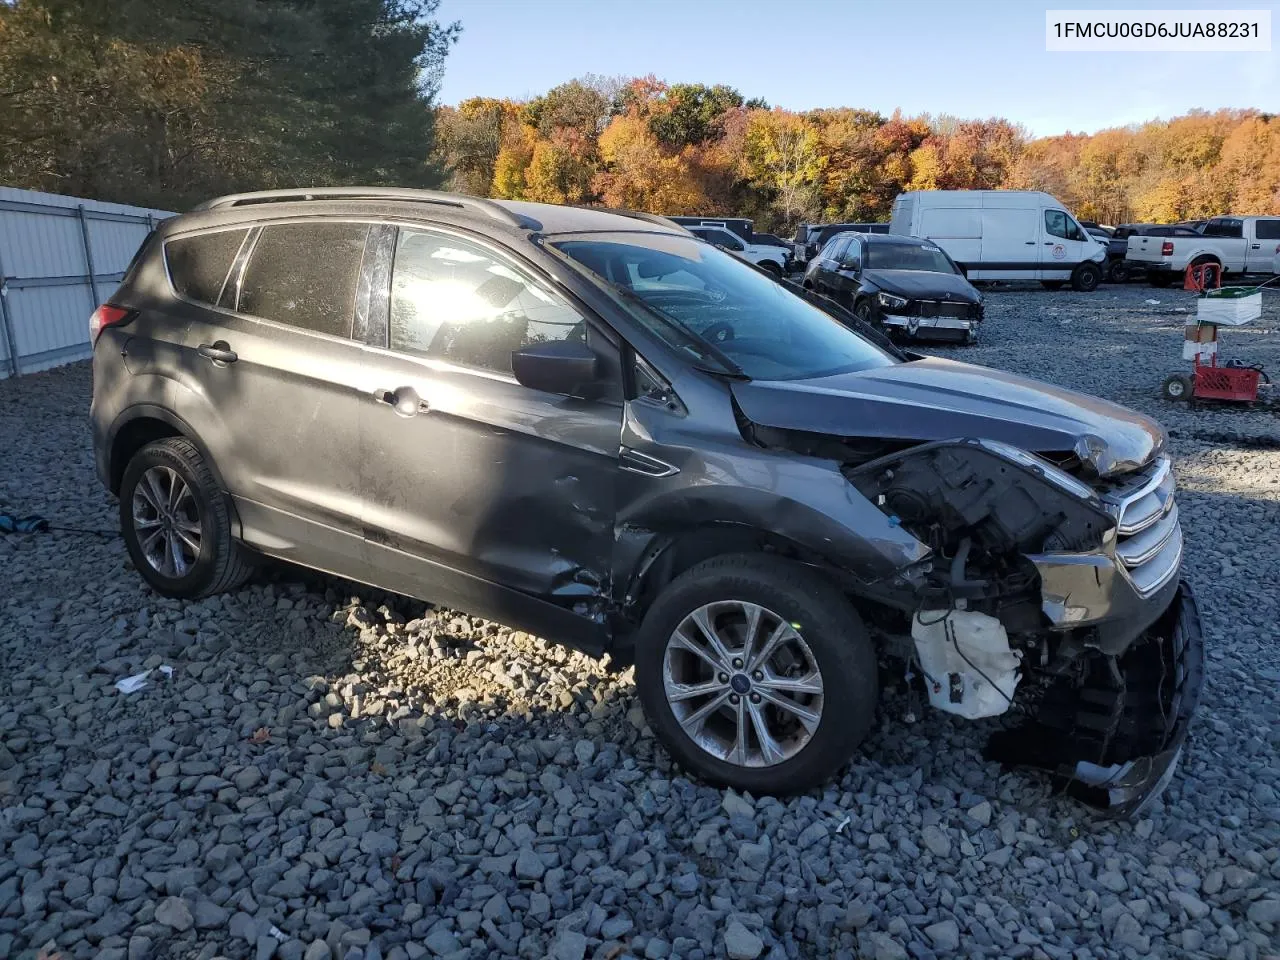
864,241 -> 959,274
552,233 -> 895,381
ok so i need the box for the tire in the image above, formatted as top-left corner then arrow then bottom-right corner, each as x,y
1071,262 -> 1102,292
119,436 -> 254,599
1148,271 -> 1174,288
760,260 -> 782,278
1108,260 -> 1129,283
634,554 -> 879,795
1041,281 -> 1064,291
1161,373 -> 1193,402
852,300 -> 873,324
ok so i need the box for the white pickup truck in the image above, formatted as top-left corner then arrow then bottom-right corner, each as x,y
1126,215 -> 1280,286
684,224 -> 789,276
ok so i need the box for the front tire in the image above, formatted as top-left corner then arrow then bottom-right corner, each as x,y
760,260 -> 782,278
1071,262 -> 1102,292
1161,373 -> 1193,402
634,554 -> 879,795
119,437 -> 253,599
1108,260 -> 1129,283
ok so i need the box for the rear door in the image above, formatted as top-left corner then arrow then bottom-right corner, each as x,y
173,218 -> 369,574
1245,218 -> 1280,273
356,224 -> 623,637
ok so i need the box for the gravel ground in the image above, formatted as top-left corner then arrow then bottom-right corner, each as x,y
1,283 -> 1278,960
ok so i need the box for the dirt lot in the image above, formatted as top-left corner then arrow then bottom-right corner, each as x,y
1,283 -> 1278,960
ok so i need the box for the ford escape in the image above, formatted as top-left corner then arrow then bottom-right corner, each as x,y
90,188 -> 1201,813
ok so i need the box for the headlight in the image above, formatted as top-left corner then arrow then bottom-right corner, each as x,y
878,292 -> 908,310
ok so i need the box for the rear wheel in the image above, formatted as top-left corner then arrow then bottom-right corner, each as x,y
119,437 -> 253,599
634,554 -> 879,795
759,260 -> 782,278
1071,262 -> 1102,292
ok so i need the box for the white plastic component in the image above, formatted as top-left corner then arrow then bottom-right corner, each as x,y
1196,292 -> 1261,326
911,610 -> 1021,720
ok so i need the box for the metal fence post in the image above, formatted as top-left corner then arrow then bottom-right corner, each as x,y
0,246 -> 19,377
77,204 -> 101,309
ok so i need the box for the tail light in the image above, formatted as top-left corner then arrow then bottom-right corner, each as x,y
1161,241 -> 1175,256
89,304 -> 132,342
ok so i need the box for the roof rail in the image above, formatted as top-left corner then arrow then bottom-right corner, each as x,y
585,207 -> 693,234
191,188 -> 533,229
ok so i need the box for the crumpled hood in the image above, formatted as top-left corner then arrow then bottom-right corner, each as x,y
863,269 -> 980,302
732,356 -> 1164,477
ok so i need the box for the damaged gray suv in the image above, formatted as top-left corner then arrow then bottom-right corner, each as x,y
90,189 -> 1201,814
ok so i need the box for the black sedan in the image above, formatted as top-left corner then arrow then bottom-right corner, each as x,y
802,233 -> 983,343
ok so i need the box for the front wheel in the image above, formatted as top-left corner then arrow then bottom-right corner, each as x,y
1108,260 -> 1129,283
634,555 -> 879,795
1071,262 -> 1102,292
852,300 -> 873,324
119,437 -> 254,599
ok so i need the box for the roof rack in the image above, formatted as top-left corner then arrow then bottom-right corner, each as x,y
581,207 -> 692,234
191,188 -> 533,229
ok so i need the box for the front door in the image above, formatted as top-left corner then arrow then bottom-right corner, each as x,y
174,219 -> 370,575
357,224 -> 623,642
1040,209 -> 1092,280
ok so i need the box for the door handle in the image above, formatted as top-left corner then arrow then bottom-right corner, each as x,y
1025,241 -> 1036,245
197,341 -> 237,364
1043,242 -> 1055,246
374,387 -> 429,418
1251,243 -> 1261,249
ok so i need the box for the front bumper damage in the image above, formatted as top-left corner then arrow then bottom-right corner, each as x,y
880,312 -> 977,342
986,581 -> 1204,817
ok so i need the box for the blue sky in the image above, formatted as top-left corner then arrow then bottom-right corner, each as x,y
434,0 -> 1279,136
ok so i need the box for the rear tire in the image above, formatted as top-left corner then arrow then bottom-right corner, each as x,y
760,260 -> 782,278
1071,262 -> 1102,292
119,437 -> 253,599
634,554 -> 879,795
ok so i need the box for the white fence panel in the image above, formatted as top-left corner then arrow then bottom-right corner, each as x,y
0,186 -> 173,378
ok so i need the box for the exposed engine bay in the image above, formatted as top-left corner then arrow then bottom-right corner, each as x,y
741,422 -> 1201,816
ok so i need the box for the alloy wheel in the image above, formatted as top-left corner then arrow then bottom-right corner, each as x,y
662,600 -> 825,768
131,466 -> 202,578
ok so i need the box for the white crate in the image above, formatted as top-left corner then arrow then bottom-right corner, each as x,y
1196,292 -> 1262,326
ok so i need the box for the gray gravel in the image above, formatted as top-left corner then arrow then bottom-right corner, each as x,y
1,282 -> 1278,960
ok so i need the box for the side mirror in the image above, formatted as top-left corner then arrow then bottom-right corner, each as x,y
511,340 -> 597,396
842,258 -> 861,273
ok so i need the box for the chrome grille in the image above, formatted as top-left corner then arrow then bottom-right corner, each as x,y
1102,457 -> 1183,597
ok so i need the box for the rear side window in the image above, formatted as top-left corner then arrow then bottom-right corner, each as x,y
238,222 -> 370,338
1255,219 -> 1280,240
1202,218 -> 1243,238
166,228 -> 249,306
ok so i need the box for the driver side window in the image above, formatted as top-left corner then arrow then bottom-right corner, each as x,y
1044,210 -> 1069,240
708,229 -> 744,252
388,228 -> 584,375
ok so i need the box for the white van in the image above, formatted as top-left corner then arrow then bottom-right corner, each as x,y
890,190 -> 1109,291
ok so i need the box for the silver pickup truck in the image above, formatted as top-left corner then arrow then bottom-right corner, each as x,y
1127,215 -> 1280,286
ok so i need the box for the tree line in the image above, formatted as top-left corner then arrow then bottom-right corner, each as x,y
436,77 -> 1280,232
0,0 -> 458,210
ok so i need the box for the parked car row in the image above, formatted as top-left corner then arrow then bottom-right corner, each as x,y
669,216 -> 792,275
1125,215 -> 1280,286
